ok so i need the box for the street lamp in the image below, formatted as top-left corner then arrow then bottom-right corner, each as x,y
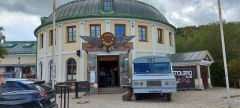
217,0 -> 231,107
51,0 -> 56,89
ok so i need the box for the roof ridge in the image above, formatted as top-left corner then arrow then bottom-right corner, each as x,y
176,50 -> 208,54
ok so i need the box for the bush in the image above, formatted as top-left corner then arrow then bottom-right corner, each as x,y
210,60 -> 226,86
228,59 -> 240,88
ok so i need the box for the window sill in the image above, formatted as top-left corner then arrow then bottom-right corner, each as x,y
48,44 -> 56,46
139,40 -> 149,42
66,41 -> 76,44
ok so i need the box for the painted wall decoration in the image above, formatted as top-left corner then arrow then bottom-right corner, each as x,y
119,54 -> 131,86
80,33 -> 134,52
173,67 -> 195,89
87,54 -> 98,95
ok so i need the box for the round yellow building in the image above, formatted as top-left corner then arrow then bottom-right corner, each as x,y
34,0 -> 176,88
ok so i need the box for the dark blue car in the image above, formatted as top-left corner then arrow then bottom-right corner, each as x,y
0,79 -> 57,108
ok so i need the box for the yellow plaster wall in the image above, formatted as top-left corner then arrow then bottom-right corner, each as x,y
62,22 -> 80,52
136,52 -> 153,58
38,31 -> 44,55
155,24 -> 167,52
170,33 -> 176,54
0,56 -> 36,65
46,27 -> 59,53
135,21 -> 152,49
84,20 -> 106,36
84,53 -> 88,81
36,19 -> 176,82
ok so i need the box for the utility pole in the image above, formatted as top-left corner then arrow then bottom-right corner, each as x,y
52,0 -> 56,89
217,0 -> 231,107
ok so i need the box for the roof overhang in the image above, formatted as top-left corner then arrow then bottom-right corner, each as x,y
0,64 -> 36,67
170,50 -> 214,66
172,60 -> 214,66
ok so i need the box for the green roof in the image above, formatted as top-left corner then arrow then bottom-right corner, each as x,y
3,41 -> 37,54
35,0 -> 175,36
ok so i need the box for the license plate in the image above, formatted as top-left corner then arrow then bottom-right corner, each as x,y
149,90 -> 162,93
50,97 -> 56,103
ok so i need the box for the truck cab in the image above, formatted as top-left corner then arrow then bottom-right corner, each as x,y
132,56 -> 177,101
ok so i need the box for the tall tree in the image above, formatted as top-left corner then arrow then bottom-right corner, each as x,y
176,22 -> 240,86
0,27 -> 8,58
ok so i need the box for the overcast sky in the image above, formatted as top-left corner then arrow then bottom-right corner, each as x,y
0,0 -> 239,41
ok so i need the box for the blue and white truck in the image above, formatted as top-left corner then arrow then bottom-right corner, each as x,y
132,56 -> 177,101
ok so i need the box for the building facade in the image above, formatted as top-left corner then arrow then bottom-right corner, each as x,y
35,0 -> 215,91
0,41 -> 37,78
35,0 -> 176,87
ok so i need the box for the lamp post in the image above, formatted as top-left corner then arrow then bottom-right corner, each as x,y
217,0 -> 231,107
52,0 -> 56,89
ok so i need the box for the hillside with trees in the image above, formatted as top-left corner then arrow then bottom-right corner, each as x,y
176,22 -> 240,87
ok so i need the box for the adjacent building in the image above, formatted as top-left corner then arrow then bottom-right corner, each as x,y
0,41 -> 37,78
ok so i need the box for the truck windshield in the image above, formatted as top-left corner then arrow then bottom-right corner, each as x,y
134,62 -> 171,74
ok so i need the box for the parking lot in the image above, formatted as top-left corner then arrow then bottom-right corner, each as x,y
57,87 -> 240,108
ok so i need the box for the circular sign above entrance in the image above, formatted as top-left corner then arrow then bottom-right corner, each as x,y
100,32 -> 115,47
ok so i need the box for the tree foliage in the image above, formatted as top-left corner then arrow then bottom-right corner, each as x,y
228,59 -> 240,88
0,26 -> 8,58
176,22 -> 240,87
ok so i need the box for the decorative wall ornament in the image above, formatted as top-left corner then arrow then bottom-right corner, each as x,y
100,32 -> 115,47
80,32 -> 134,52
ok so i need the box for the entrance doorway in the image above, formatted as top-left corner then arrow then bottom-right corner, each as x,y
201,66 -> 209,88
98,56 -> 120,88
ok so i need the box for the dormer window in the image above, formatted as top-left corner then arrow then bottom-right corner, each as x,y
103,0 -> 112,12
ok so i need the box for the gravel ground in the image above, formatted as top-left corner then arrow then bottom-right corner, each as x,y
57,87 -> 240,108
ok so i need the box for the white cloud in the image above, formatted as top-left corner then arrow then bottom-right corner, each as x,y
0,9 -> 40,41
182,6 -> 196,13
0,0 -> 239,41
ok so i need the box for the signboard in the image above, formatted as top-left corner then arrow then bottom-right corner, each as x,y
119,54 -> 131,87
173,67 -> 195,90
87,54 -> 98,95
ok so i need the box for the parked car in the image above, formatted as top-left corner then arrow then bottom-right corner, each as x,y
2,72 -> 14,78
132,56 -> 177,101
0,78 -> 57,108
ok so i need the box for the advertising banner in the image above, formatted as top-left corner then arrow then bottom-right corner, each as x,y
173,67 -> 195,90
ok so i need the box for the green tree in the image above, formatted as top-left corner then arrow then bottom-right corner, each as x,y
0,27 -> 8,58
228,59 -> 240,88
176,22 -> 240,86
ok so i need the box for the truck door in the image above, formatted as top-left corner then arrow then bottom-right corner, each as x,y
119,54 -> 131,87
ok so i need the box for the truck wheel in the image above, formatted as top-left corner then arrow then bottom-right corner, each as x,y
135,94 -> 141,100
165,93 -> 172,101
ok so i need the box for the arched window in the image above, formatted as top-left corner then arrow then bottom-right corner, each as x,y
66,58 -> 77,81
48,60 -> 53,82
39,62 -> 43,80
